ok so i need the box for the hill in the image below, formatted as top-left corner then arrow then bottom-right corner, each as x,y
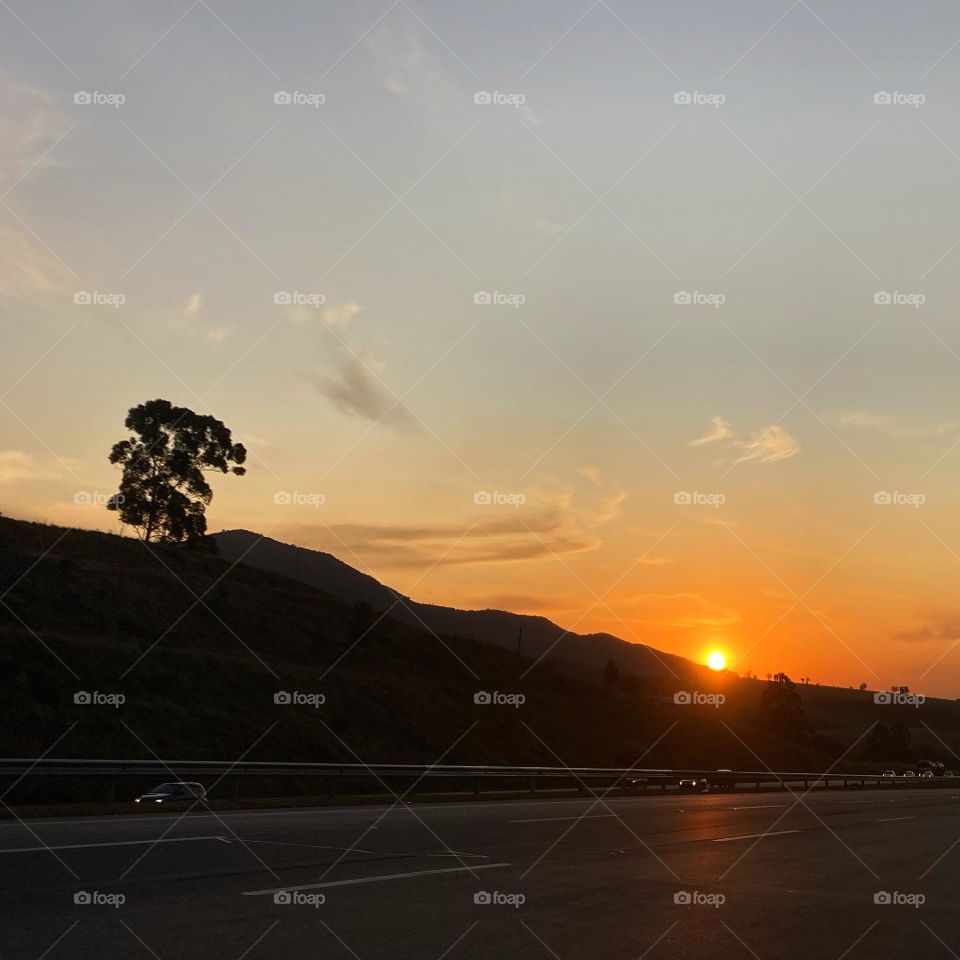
213,529 -> 692,679
3,515 -> 960,807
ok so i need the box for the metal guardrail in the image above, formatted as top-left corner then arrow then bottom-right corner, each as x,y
1,759 -> 957,787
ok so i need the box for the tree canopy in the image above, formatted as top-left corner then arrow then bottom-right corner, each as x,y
107,399 -> 246,543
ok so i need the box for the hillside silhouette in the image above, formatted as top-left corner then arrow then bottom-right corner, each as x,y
215,529 -> 691,679
3,515 -> 960,802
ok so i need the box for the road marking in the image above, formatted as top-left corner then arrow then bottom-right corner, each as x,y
712,830 -> 800,843
0,835 -> 229,854
242,862 -> 512,895
510,814 -> 617,824
876,816 -> 915,822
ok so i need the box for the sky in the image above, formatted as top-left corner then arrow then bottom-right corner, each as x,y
4,0 -> 960,695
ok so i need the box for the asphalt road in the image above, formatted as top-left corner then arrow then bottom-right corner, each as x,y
3,786 -> 960,959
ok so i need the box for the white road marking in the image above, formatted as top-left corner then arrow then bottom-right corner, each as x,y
712,830 -> 801,843
876,816 -> 916,822
242,861 -> 512,895
510,814 -> 617,824
0,835 -> 229,854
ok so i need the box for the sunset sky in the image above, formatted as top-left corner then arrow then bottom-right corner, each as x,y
5,1 -> 960,694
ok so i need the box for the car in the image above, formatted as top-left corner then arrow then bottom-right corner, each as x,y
623,777 -> 648,793
679,777 -> 710,793
882,770 -> 896,778
946,771 -> 955,778
920,770 -> 934,778
135,781 -> 206,805
902,771 -> 916,778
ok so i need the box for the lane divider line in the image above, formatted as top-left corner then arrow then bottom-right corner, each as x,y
242,862 -> 512,895
0,835 -> 229,854
712,830 -> 801,843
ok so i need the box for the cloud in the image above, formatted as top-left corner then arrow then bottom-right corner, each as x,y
0,450 -> 70,484
280,474 -> 624,568
0,77 -> 73,305
690,416 -> 733,446
362,14 -> 465,116
165,292 -> 231,343
894,616 -> 960,644
829,410 -> 956,438
734,425 -> 800,463
690,417 -> 799,465
617,592 -> 741,630
308,344 -> 417,430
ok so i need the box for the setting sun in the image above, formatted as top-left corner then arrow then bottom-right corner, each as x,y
707,651 -> 727,671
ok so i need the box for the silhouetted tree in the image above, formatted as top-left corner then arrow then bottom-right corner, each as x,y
107,399 -> 246,542
859,682 -> 868,692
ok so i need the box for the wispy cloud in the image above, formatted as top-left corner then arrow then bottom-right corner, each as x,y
690,416 -> 733,446
829,410 -> 956,438
734,425 -> 800,464
165,292 -> 231,344
690,417 -> 799,464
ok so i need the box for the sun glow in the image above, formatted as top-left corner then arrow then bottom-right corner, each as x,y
706,650 -> 727,671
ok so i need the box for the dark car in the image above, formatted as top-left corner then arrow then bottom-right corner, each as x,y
679,777 -> 710,793
135,781 -> 207,805
622,777 -> 649,793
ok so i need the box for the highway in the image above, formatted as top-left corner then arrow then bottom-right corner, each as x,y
3,787 -> 960,959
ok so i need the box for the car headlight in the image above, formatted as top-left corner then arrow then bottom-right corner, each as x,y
155,799 -> 163,803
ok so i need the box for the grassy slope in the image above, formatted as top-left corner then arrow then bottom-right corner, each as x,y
2,516 -> 959,798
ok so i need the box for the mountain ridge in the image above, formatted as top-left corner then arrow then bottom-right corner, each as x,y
213,528 -> 694,680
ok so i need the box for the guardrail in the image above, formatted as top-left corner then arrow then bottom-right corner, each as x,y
2,758 -> 957,790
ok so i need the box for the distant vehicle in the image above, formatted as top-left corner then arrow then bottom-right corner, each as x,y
882,770 -> 896,778
902,771 -> 916,779
623,777 -> 648,793
946,771 -> 955,778
679,778 -> 710,793
920,770 -> 934,779
135,782 -> 206,805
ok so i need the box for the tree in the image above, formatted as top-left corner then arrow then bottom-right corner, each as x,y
107,399 -> 246,542
859,682 -> 868,692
